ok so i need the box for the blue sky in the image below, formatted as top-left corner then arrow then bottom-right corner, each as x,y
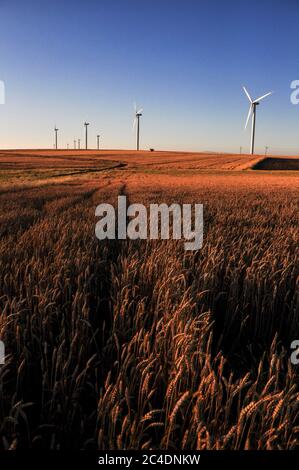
0,0 -> 299,153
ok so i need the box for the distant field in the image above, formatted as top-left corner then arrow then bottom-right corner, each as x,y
0,149 -> 267,171
0,149 -> 298,450
0,150 -> 298,188
0,151 -> 127,186
253,157 -> 299,171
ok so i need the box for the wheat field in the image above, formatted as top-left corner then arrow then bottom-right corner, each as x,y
0,150 -> 298,449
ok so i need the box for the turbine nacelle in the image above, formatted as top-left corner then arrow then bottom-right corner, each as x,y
243,86 -> 272,129
133,103 -> 143,129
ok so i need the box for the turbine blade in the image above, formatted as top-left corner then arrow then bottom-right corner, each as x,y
243,86 -> 253,103
133,117 -> 137,130
245,104 -> 253,129
253,91 -> 272,103
137,107 -> 143,114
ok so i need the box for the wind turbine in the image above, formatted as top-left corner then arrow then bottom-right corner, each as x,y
133,103 -> 143,151
84,121 -> 90,149
243,86 -> 272,155
54,125 -> 59,150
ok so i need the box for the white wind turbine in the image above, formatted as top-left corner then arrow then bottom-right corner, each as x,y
133,103 -> 143,151
243,86 -> 273,155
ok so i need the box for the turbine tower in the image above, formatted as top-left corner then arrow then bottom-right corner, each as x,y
133,103 -> 143,151
243,86 -> 272,155
97,134 -> 100,150
84,121 -> 90,149
78,138 -> 81,149
54,125 -> 59,150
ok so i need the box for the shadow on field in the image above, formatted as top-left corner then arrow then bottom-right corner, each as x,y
253,157 -> 299,170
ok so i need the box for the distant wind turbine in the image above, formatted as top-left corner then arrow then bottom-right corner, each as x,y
133,103 -> 143,151
84,121 -> 90,149
54,125 -> 59,150
243,86 -> 273,155
97,134 -> 100,150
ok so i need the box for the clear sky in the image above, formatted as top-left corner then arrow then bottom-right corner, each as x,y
0,0 -> 299,154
